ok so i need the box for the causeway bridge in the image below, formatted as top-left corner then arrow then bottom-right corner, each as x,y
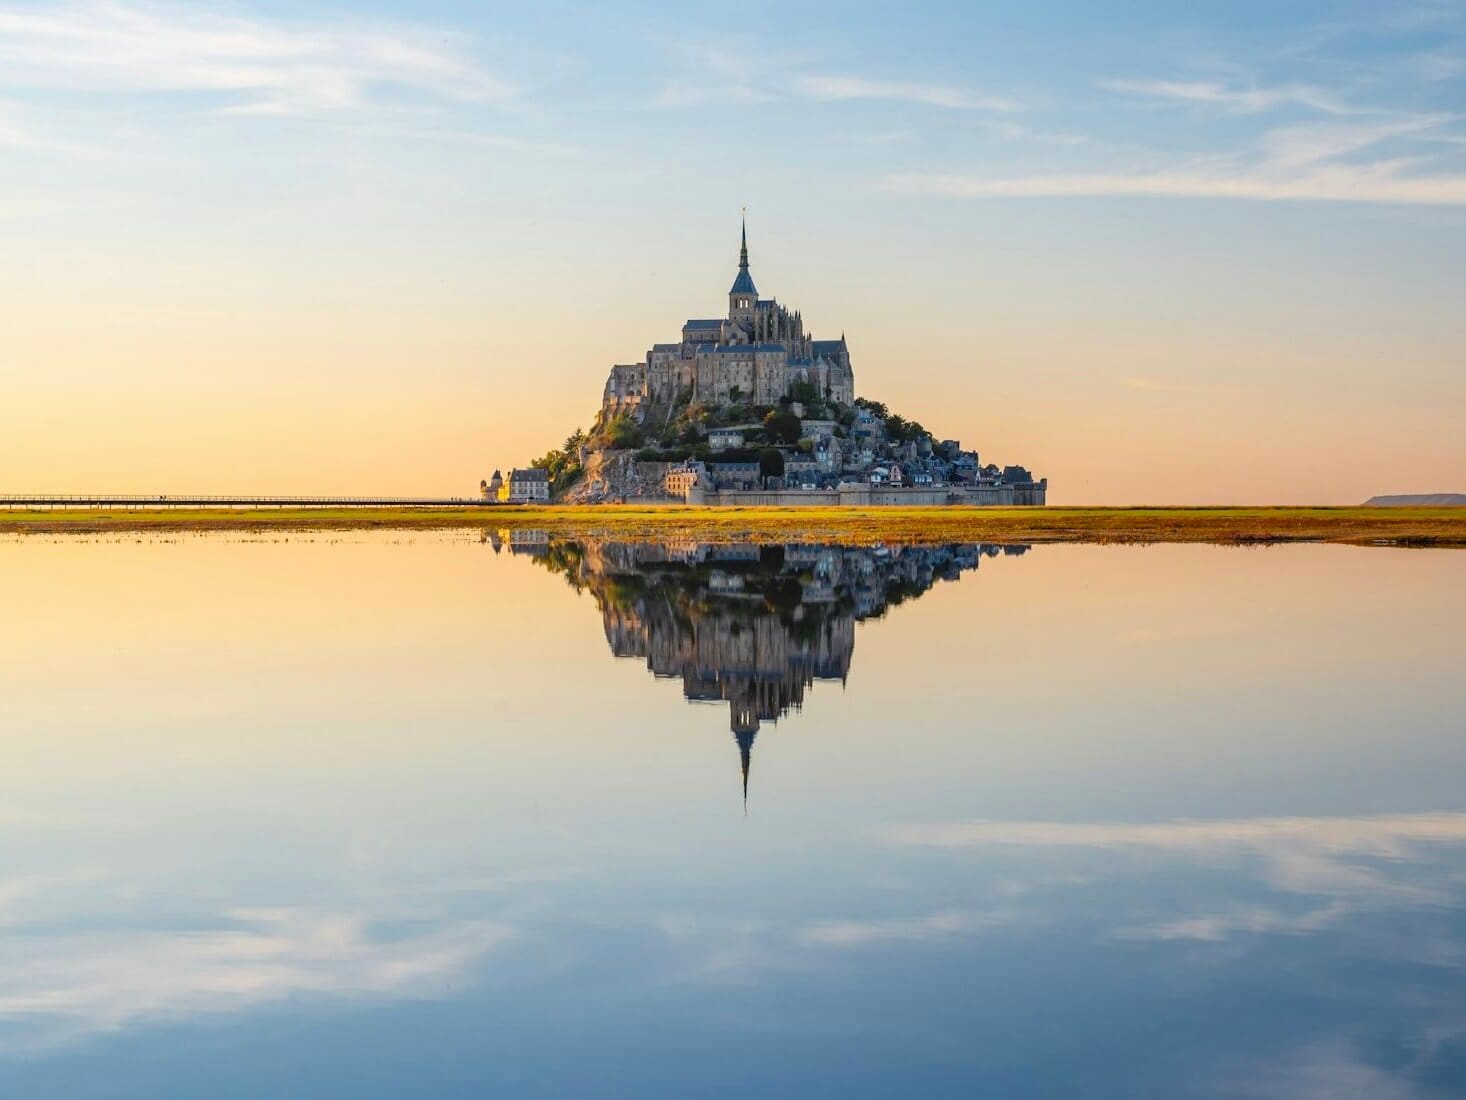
0,495 -> 502,509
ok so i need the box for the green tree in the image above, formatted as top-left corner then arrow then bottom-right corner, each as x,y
603,414 -> 644,450
531,435 -> 586,496
884,414 -> 928,444
763,409 -> 802,445
758,447 -> 785,479
791,380 -> 820,405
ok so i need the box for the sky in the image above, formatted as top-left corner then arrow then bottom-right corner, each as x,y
0,0 -> 1463,503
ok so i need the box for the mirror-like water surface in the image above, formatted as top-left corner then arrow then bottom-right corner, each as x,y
2,532 -> 1464,1098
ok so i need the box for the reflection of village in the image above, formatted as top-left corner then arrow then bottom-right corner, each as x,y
487,530 -> 1028,806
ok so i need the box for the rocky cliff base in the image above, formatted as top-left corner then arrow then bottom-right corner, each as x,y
559,450 -> 675,504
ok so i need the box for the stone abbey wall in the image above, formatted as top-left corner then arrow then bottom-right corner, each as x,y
687,483 -> 1047,507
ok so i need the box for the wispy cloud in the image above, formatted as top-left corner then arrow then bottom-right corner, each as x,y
1119,902 -> 1352,942
1099,78 -> 1354,116
882,811 -> 1466,947
0,2 -> 509,115
1383,1 -> 1466,32
1223,1037 -> 1432,1100
652,81 -> 772,108
882,27 -> 1466,209
1261,116 -> 1444,167
657,72 -> 1014,112
647,38 -> 783,109
884,811 -> 1466,909
795,74 -> 1016,112
0,905 -> 513,1053
360,126 -> 582,158
798,909 -> 1008,947
0,99 -> 95,154
883,164 -> 1466,205
1412,49 -> 1466,82
883,113 -> 1466,206
881,811 -> 1466,856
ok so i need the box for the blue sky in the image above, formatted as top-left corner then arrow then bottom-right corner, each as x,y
1,1 -> 1463,499
8,0 -> 1459,197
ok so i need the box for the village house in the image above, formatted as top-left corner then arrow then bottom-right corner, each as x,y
664,462 -> 705,498
800,419 -> 838,440
852,409 -> 883,443
813,435 -> 842,471
784,453 -> 819,483
708,428 -> 745,452
710,461 -> 760,489
504,467 -> 550,502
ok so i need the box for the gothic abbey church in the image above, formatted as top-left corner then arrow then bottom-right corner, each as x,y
601,221 -> 856,418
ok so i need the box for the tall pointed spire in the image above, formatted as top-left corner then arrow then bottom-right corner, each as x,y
729,209 -> 758,300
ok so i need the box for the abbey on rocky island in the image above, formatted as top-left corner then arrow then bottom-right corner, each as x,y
601,219 -> 855,416
487,217 -> 1046,506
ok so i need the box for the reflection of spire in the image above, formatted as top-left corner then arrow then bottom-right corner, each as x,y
734,727 -> 756,813
539,538 -> 1027,815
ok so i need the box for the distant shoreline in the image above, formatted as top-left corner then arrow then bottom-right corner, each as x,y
2,506 -> 1464,547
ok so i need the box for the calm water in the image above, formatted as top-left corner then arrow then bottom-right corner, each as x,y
2,531 -> 1465,1098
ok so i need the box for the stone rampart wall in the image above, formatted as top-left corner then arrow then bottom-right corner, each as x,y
688,484 -> 1046,507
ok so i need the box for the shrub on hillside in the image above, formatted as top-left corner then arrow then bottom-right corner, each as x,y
763,410 -> 802,445
602,414 -> 644,450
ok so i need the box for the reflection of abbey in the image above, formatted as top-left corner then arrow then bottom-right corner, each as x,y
494,533 -> 1028,804
603,220 -> 856,415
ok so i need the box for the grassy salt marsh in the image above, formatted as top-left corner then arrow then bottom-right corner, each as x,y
2,505 -> 1465,546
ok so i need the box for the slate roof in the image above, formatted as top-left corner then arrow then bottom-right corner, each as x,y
729,268 -> 758,295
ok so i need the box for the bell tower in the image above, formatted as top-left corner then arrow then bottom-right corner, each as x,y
728,214 -> 757,320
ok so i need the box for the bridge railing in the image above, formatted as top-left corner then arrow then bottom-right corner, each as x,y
0,495 -> 505,508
